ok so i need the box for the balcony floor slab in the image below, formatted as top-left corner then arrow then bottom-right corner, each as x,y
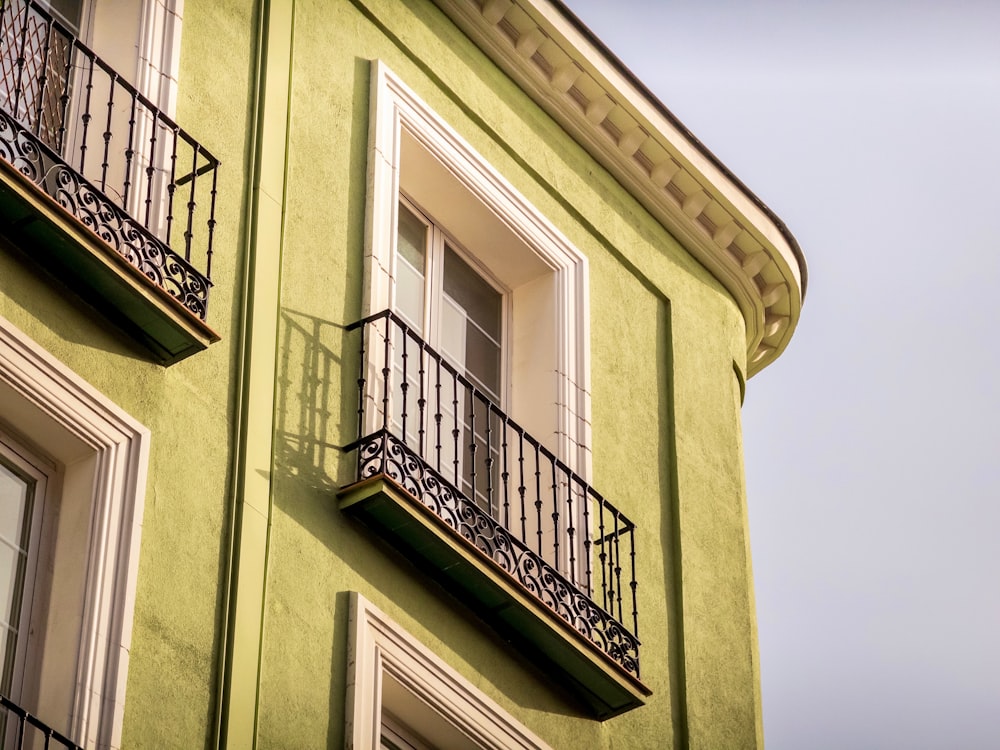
339,473 -> 650,720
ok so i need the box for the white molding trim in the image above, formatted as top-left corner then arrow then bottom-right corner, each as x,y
136,0 -> 184,117
345,592 -> 553,750
365,60 -> 592,475
0,316 -> 149,750
432,0 -> 805,375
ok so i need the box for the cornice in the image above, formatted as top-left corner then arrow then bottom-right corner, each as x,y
433,0 -> 806,376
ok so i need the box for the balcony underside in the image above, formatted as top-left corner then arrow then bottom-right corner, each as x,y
0,152 -> 218,365
339,453 -> 650,719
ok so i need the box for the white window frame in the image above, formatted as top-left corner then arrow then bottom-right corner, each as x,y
364,60 -> 592,477
0,430 -> 49,704
0,314 -> 149,750
82,0 -> 183,117
80,0 -> 184,228
345,592 -> 553,750
396,193 -> 509,401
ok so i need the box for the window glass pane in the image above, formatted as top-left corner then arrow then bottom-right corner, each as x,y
0,460 -> 32,692
442,244 -> 501,399
439,295 -> 467,368
463,323 -> 501,399
396,203 -> 427,334
47,0 -> 83,32
442,244 -> 500,341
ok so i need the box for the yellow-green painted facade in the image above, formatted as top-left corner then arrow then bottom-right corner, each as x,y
0,1 -> 804,748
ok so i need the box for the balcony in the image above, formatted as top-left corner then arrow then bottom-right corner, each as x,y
0,694 -> 83,749
0,0 -> 219,364
339,310 -> 650,719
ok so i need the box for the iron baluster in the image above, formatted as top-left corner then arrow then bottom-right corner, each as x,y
122,89 -> 138,207
582,481 -> 592,594
143,110 -> 158,227
400,325 -> 409,443
355,314 -> 367,442
12,0 -> 32,120
534,442 -> 543,556
434,356 -> 442,472
417,338 -> 426,456
451,370 -> 460,487
31,10 -> 52,139
468,386 -> 477,504
99,71 -> 116,191
605,510 -> 617,619
550,457 -> 560,572
484,402 -> 494,517
77,52 -> 94,172
610,510 -> 622,620
206,157 -> 219,279
165,126 -> 178,244
500,414 -> 510,528
565,466 -> 576,584
629,525 -> 639,639
14,709 -> 26,748
184,144 -> 198,260
517,430 -> 527,543
54,26 -> 73,152
380,314 -> 391,434
598,499 -> 608,611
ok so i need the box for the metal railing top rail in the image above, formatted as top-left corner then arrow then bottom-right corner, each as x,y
0,693 -> 84,750
3,0 -> 220,171
0,0 -> 220,319
346,308 -> 641,667
345,308 -> 636,534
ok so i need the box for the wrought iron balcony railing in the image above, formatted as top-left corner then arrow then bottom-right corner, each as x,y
0,694 -> 83,750
0,0 -> 219,320
344,309 -> 641,680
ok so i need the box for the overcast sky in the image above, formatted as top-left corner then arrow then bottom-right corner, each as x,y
564,2 -> 1000,748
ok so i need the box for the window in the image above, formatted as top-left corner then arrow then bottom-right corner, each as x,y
394,197 -> 506,515
395,198 -> 505,406
345,592 -> 552,750
345,65 -> 645,715
364,61 -> 592,582
0,432 -> 48,704
0,314 -> 148,748
366,60 -> 591,470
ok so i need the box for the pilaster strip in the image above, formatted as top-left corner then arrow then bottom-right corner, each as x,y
216,1 -> 294,747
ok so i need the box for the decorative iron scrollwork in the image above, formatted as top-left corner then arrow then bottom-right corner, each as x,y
357,429 -> 641,679
0,109 -> 210,320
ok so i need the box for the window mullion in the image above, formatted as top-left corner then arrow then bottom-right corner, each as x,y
425,224 -> 443,349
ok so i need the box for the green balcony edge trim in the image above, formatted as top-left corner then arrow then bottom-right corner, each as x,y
338,475 -> 652,721
0,158 -> 219,365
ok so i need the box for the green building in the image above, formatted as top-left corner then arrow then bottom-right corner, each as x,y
0,1 -> 805,748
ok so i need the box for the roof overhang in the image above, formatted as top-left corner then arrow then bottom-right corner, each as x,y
433,0 -> 807,375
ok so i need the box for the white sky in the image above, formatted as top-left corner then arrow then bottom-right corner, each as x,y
564,2 -> 1000,747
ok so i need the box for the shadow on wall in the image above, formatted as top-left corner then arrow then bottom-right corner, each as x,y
275,307 -> 355,492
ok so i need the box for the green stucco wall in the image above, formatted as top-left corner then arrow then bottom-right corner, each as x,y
0,0 -> 765,747
246,1 -> 762,748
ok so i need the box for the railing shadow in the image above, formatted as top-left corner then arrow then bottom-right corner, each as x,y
275,308 -> 348,492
